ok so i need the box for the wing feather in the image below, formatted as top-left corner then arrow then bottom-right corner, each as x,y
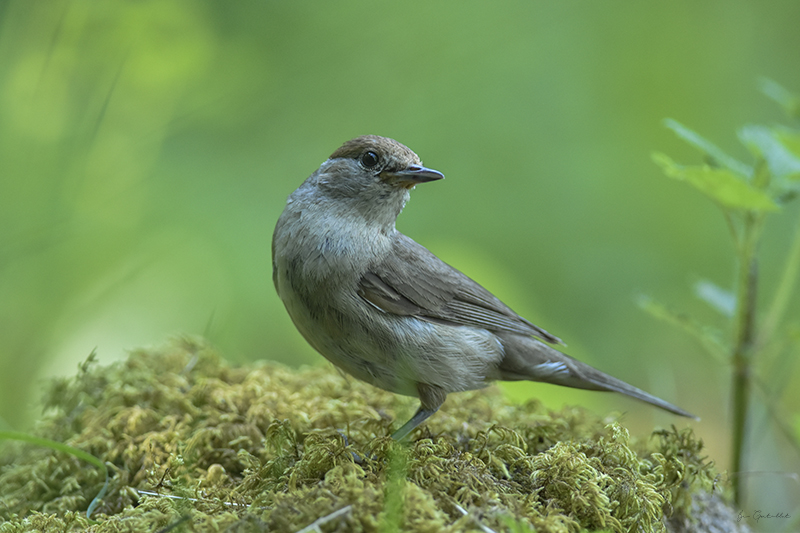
357,233 -> 562,344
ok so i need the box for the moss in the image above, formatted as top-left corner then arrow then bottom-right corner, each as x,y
0,337 -> 746,532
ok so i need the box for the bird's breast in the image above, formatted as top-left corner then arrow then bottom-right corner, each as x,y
273,201 -> 393,302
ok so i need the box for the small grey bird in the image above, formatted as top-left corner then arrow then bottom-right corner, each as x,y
272,135 -> 697,440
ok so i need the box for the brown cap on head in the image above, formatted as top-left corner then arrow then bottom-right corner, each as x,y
330,135 -> 444,188
330,135 -> 419,163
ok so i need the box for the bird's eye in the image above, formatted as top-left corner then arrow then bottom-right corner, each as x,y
360,151 -> 379,169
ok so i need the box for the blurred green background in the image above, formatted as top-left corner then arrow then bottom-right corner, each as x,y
2,0 -> 799,517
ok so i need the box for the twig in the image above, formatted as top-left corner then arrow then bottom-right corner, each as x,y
453,502 -> 497,533
136,490 -> 248,508
295,505 -> 353,533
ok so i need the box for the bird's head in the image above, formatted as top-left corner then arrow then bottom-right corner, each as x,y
305,135 -> 444,228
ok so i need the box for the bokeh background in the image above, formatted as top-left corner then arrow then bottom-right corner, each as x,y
2,0 -> 799,522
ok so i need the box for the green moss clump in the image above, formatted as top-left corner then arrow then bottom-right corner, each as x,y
0,338 -> 746,532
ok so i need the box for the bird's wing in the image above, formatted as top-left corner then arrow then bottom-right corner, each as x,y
357,233 -> 562,344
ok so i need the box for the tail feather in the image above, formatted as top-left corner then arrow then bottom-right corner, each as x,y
497,334 -> 698,420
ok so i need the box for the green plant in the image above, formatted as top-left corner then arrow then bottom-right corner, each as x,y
642,78 -> 800,505
1,338 -> 721,532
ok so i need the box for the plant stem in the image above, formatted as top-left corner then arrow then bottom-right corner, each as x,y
730,214 -> 761,506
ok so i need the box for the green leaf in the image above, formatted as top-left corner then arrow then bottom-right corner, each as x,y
762,220 -> 800,342
739,125 -> 800,181
664,119 -> 752,178
637,295 -> 728,365
652,152 -> 779,212
759,77 -> 800,119
694,280 -> 735,317
795,415 -> 800,450
775,129 -> 800,173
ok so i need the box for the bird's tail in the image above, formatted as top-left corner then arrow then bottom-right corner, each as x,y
497,334 -> 698,420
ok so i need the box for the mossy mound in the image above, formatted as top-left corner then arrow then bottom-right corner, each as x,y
0,338 -> 746,532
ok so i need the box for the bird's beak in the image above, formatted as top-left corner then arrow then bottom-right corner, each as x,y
380,165 -> 444,189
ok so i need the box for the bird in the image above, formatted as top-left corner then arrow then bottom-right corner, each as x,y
272,135 -> 697,440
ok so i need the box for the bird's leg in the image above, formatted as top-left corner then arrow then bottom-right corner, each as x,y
391,406 -> 438,441
391,383 -> 446,441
